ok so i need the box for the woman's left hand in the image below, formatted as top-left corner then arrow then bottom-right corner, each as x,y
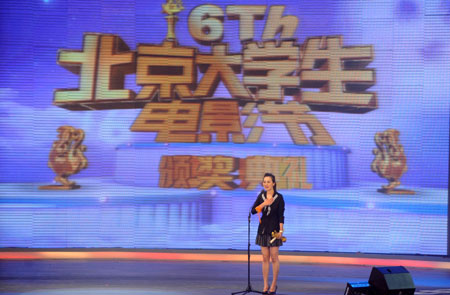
276,232 -> 283,239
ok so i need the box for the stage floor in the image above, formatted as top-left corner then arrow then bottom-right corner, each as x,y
1,254 -> 450,295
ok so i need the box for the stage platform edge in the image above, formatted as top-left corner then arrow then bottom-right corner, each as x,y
1,249 -> 449,270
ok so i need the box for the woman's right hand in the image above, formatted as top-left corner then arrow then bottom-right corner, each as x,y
263,198 -> 274,207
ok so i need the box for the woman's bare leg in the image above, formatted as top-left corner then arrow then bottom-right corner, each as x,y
261,246 -> 270,291
269,246 -> 280,292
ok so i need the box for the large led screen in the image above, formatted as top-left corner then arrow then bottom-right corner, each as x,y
0,0 -> 448,255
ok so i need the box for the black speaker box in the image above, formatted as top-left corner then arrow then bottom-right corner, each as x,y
368,266 -> 415,295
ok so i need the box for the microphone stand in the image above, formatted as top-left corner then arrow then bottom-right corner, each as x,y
231,210 -> 264,295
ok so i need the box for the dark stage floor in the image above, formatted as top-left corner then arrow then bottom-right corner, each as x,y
1,258 -> 450,295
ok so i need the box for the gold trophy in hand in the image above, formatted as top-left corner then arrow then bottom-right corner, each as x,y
270,231 -> 286,244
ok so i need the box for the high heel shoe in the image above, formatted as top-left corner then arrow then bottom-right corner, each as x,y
268,285 -> 277,295
262,286 -> 269,294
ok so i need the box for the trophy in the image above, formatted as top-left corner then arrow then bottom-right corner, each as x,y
39,126 -> 88,190
371,129 -> 414,194
270,230 -> 287,244
162,0 -> 184,41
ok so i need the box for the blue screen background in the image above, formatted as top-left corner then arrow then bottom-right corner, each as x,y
0,0 -> 448,254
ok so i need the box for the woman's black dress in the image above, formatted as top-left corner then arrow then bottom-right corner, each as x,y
251,191 -> 285,247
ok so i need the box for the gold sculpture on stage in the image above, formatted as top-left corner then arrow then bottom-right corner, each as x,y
162,0 -> 184,41
39,126 -> 88,190
371,129 -> 414,194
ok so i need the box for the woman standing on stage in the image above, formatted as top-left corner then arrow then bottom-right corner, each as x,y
251,173 -> 285,295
